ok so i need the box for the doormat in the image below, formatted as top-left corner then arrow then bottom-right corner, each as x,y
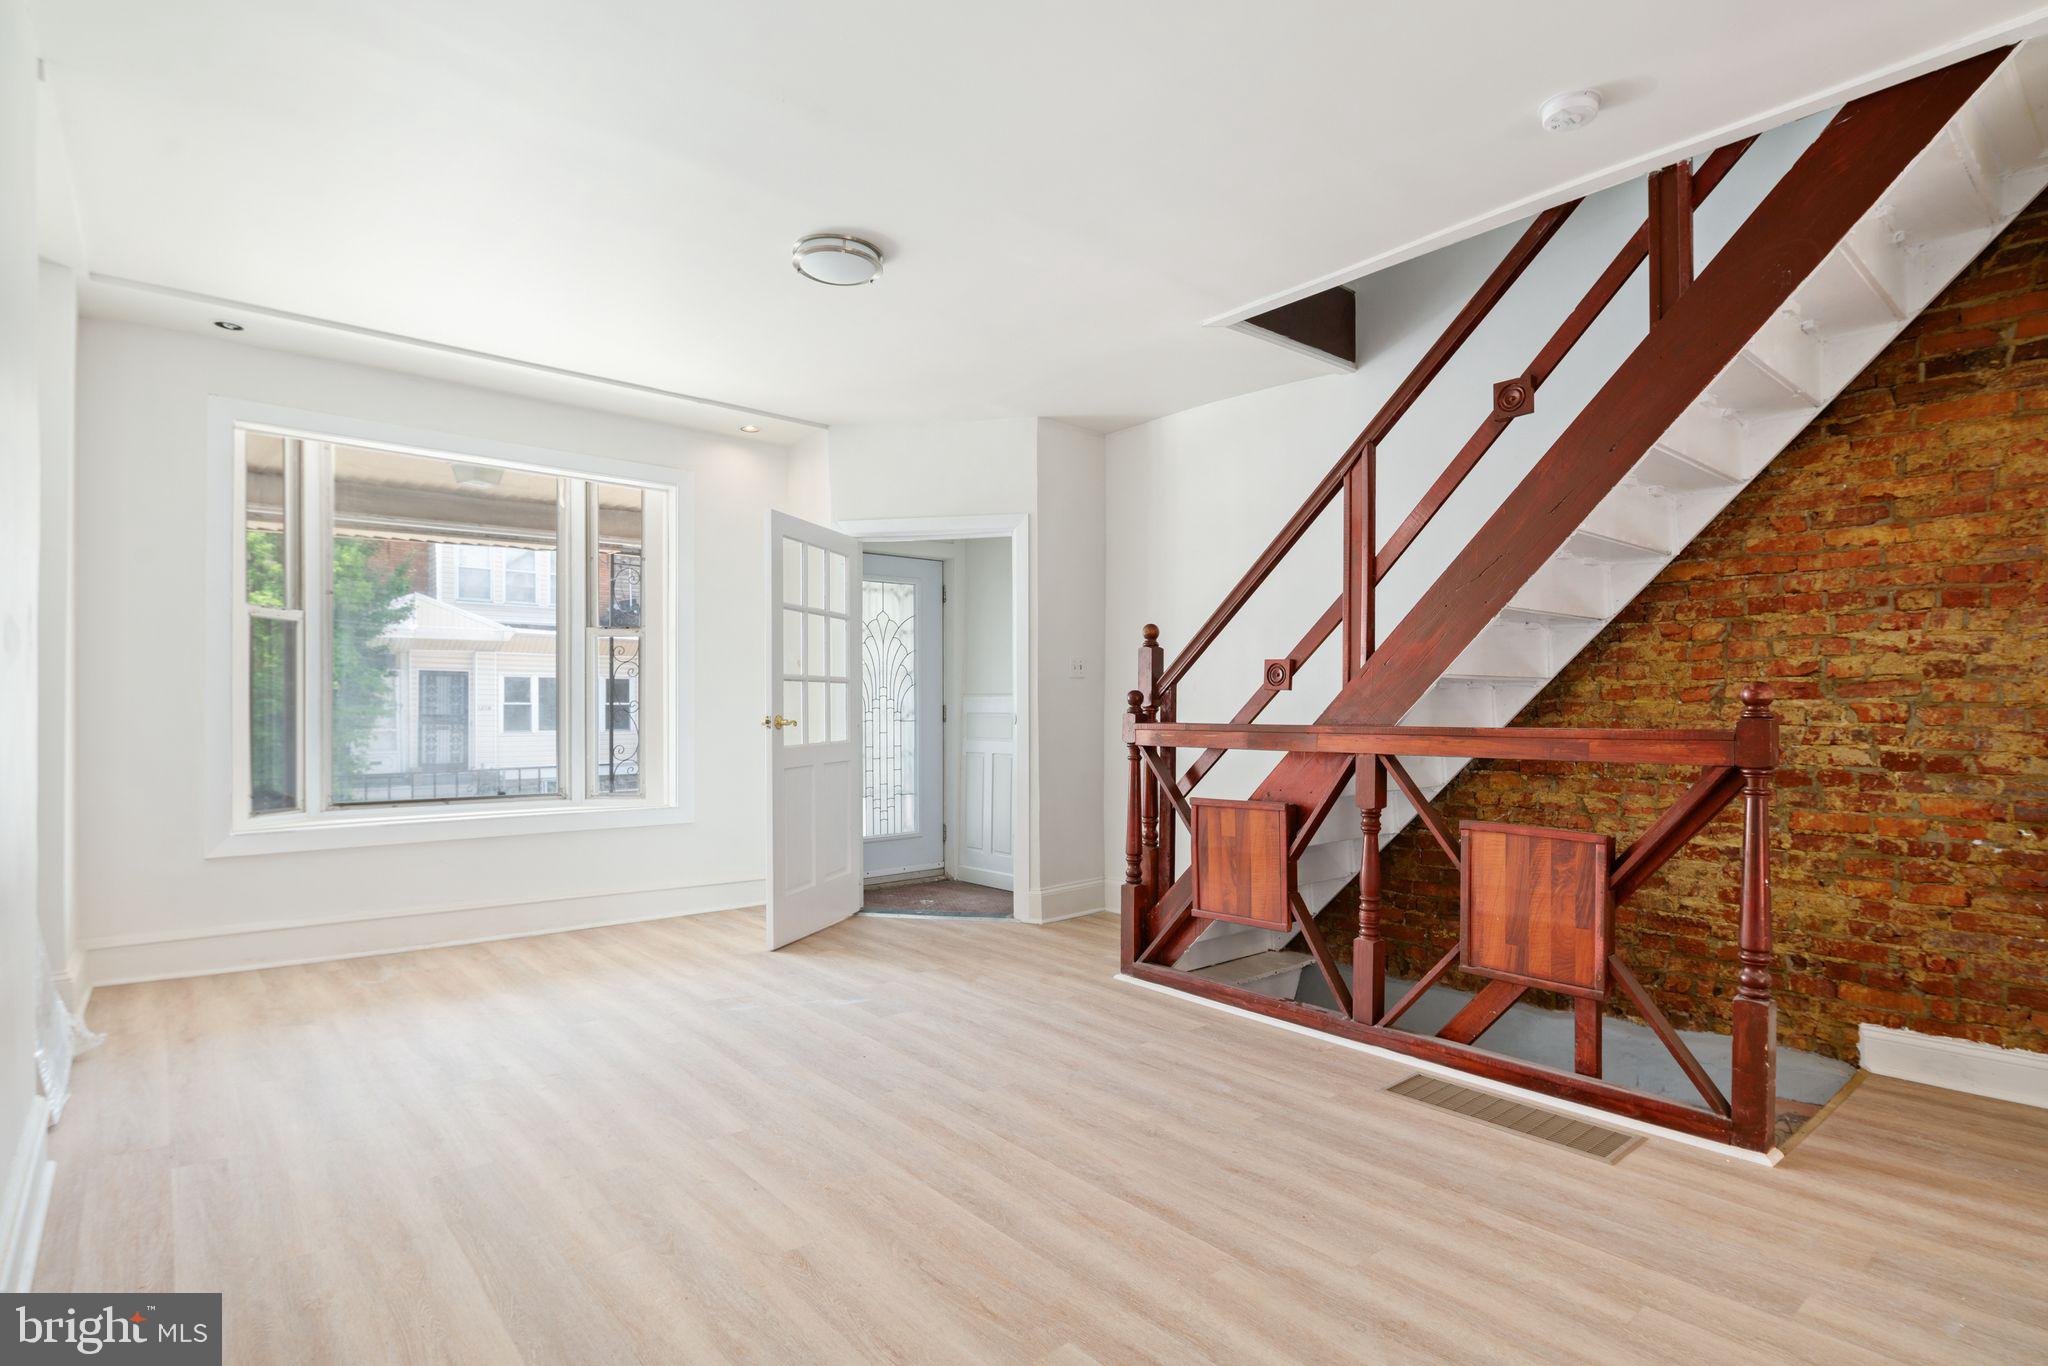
860,878 -> 1013,918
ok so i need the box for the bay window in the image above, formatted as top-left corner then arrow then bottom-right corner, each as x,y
225,409 -> 676,845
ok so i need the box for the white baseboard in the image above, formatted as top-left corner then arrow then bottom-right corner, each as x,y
53,948 -> 89,1018
1858,1024 -> 2048,1109
1,1097 -> 54,1293
955,865 -> 1014,892
82,878 -> 766,986
1024,878 -> 1107,925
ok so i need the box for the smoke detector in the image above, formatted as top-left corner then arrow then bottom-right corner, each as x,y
792,233 -> 883,287
1540,90 -> 1601,133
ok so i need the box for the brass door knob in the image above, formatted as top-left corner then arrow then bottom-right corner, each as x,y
761,715 -> 798,729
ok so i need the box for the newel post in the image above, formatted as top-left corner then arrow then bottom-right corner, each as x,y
1120,690 -> 1147,969
1137,625 -> 1166,896
1731,682 -> 1779,1151
1353,757 -> 1387,1024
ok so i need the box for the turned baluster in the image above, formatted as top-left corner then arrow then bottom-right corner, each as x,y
1157,685 -> 1178,886
1731,682 -> 1779,1151
1120,690 -> 1146,969
1137,625 -> 1166,894
1140,716 -> 1160,883
1343,444 -> 1378,678
1353,758 -> 1387,1024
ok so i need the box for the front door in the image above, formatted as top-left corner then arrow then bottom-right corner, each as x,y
860,553 -> 944,879
764,511 -> 862,950
418,670 -> 470,771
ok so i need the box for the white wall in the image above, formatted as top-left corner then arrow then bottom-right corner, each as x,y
36,261 -> 75,999
1,0 -> 49,1290
829,418 -> 1038,523
785,428 -> 831,525
1032,420 -> 1107,919
1100,117 -> 1826,904
962,537 -> 1011,700
72,320 -> 794,982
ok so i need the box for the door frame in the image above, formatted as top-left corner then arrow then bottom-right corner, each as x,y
840,514 -> 1030,923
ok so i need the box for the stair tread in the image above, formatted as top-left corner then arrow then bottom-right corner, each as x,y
1186,949 -> 1313,989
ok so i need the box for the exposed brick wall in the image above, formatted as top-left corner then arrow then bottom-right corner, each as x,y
1319,196 -> 2048,1063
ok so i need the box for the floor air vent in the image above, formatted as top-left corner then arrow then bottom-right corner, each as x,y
1386,1075 -> 1640,1163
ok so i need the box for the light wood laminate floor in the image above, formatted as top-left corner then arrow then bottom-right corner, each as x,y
37,909 -> 2048,1364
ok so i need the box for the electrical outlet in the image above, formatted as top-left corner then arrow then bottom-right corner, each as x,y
1069,656 -> 1087,679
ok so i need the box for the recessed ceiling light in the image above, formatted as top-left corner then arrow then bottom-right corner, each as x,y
792,233 -> 883,287
739,424 -> 762,433
1540,90 -> 1601,133
213,319 -> 245,331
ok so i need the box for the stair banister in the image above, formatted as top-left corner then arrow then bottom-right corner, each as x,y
1373,137 -> 1756,583
1153,200 -> 1581,700
1125,687 -> 1782,1148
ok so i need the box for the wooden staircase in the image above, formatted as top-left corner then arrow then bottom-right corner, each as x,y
1114,43 -> 2047,1154
1367,38 -> 2048,856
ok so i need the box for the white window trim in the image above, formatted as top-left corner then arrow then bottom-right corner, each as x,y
205,397 -> 694,858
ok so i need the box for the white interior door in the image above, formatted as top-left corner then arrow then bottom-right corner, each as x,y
860,553 -> 944,879
765,511 -> 862,950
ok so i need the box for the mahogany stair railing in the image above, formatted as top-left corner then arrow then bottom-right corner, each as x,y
1117,48 -> 2010,1153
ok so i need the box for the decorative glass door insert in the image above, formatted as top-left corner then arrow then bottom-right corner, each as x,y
861,578 -> 918,837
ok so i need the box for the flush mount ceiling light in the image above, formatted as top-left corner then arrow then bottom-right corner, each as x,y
449,463 -> 504,490
213,319 -> 245,331
1540,90 -> 1602,133
792,233 -> 883,287
739,424 -> 762,433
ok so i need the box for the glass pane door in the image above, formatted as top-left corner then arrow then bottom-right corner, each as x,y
861,578 -> 918,837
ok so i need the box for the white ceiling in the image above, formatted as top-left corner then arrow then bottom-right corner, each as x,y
35,1 -> 2048,436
